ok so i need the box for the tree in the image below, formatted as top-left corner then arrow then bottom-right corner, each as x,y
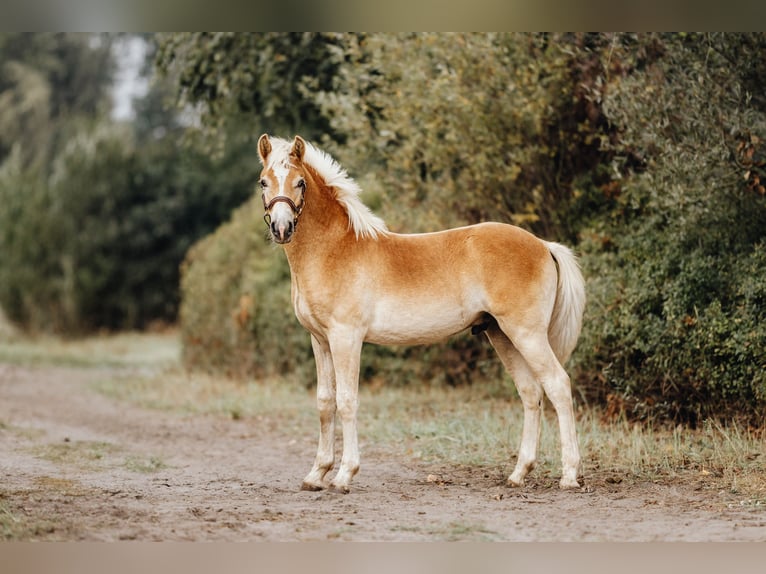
313,33 -> 617,241
155,32 -> 347,150
0,33 -> 114,168
0,33 -> 258,333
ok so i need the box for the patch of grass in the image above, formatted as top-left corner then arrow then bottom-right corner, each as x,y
0,500 -> 22,539
437,521 -> 502,542
0,331 -> 180,370
124,455 -> 167,473
92,368 -> 315,428
1,421 -> 46,441
358,384 -> 520,466
357,383 -> 766,497
1,479 -> 94,541
0,498 -> 58,541
30,440 -> 120,470
579,413 -> 766,488
391,521 -> 501,541
91,363 -> 766,498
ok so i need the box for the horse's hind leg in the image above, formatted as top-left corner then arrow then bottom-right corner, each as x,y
302,334 -> 336,491
485,325 -> 543,487
495,321 -> 581,489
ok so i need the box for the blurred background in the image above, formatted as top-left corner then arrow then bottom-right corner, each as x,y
1,33 -> 764,426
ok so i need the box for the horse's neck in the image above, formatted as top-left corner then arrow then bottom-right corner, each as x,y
282,184 -> 353,272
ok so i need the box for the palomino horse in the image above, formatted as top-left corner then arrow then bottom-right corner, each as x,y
257,134 -> 586,492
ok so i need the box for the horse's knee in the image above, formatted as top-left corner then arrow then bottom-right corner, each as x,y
317,392 -> 335,418
336,395 -> 358,420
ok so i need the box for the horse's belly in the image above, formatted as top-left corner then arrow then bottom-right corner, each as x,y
365,299 -> 478,345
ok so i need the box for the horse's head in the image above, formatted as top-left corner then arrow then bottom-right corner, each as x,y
257,134 -> 308,244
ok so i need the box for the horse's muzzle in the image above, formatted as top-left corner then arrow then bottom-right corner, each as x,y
271,220 -> 294,244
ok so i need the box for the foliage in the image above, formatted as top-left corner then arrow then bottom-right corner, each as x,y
0,121 -> 257,333
179,198 -> 310,378
0,33 -> 114,168
154,32 -> 347,151
0,34 -> 257,333
168,33 -> 766,424
573,33 -> 766,425
314,33 -> 616,241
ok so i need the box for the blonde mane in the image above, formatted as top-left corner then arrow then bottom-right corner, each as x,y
264,137 -> 388,240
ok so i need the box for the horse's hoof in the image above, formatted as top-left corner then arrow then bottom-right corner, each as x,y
559,477 -> 580,490
300,481 -> 325,492
506,473 -> 524,488
329,483 -> 351,494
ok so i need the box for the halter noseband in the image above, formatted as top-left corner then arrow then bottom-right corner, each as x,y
262,193 -> 305,228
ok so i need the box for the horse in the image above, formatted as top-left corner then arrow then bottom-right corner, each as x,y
257,134 -> 586,492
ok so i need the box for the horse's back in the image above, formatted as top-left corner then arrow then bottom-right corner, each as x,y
376,222 -> 552,287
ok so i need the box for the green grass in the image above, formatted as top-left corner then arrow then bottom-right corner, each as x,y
0,330 -> 179,370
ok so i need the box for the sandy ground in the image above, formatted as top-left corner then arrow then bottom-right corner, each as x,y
1,362 -> 765,541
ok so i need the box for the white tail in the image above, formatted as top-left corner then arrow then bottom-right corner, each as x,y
545,241 -> 586,364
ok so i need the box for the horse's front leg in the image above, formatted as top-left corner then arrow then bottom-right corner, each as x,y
327,326 -> 364,493
301,334 -> 336,491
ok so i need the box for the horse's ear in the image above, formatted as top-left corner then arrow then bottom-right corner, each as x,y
291,135 -> 306,162
258,134 -> 271,164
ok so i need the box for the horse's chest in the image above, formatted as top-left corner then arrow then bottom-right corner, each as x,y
292,287 -> 318,331
291,283 -> 338,334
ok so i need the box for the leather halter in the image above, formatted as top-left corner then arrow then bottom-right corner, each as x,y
262,192 -> 305,228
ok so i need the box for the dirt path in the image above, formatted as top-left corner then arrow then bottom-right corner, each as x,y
1,362 -> 765,541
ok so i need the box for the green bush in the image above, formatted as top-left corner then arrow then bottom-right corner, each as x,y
0,150 -> 59,330
572,34 -> 766,425
179,198 -> 312,378
316,33 -> 615,241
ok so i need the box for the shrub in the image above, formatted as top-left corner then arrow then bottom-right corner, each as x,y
0,149 -> 60,330
316,33 -> 616,242
572,34 -> 766,425
179,198 -> 312,378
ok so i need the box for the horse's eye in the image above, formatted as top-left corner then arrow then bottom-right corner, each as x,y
259,178 -> 268,189
297,178 -> 306,190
